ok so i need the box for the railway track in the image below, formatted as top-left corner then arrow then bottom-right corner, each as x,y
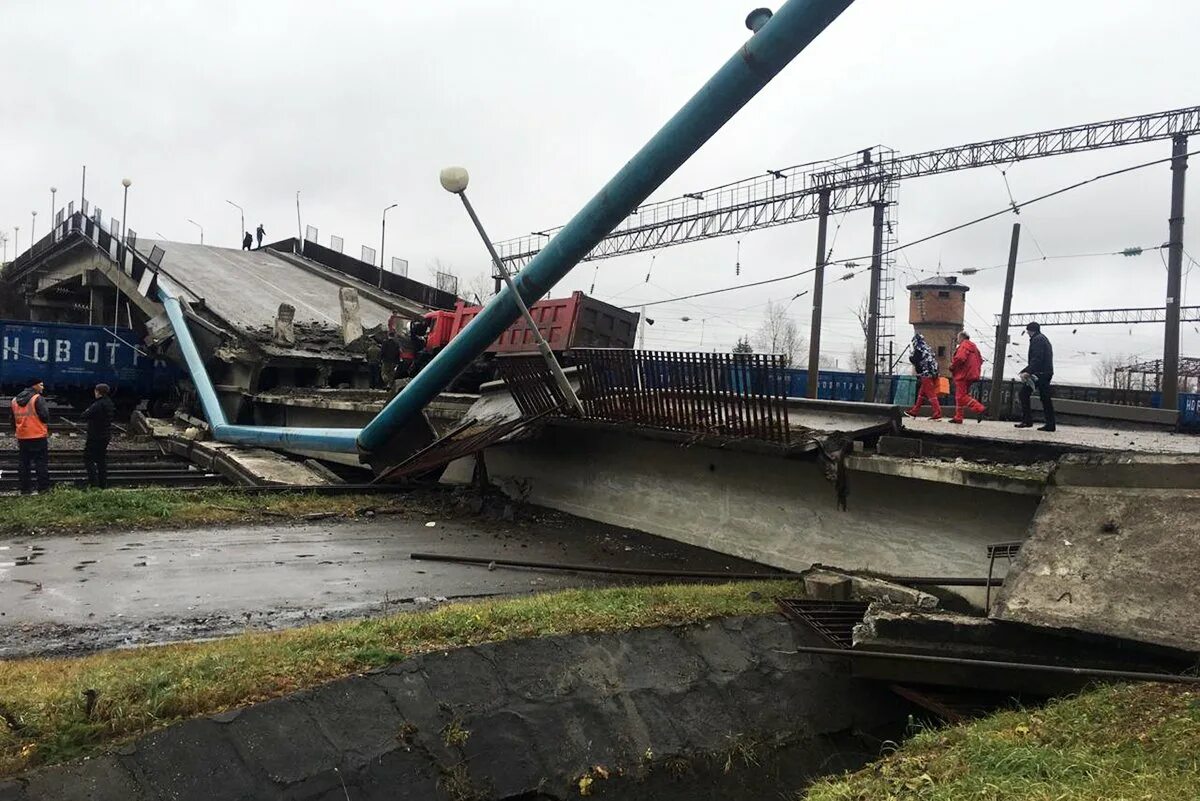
0,447 -> 226,490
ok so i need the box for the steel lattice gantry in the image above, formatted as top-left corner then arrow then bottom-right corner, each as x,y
495,105 -> 1200,269
1002,306 -> 1200,328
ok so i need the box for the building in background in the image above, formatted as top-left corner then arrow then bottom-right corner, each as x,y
906,276 -> 969,376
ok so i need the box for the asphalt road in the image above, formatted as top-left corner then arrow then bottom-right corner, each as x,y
0,512 -> 773,658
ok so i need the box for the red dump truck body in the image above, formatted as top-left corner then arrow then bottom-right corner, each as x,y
424,291 -> 639,354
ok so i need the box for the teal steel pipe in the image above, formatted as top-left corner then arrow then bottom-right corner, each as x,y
158,285 -> 361,454
359,0 -> 854,454
159,287 -> 228,428
216,424 -> 362,453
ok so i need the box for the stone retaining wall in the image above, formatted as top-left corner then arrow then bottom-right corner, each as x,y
1,615 -> 907,800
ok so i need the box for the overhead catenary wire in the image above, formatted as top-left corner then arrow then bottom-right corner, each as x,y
623,150 -> 1200,310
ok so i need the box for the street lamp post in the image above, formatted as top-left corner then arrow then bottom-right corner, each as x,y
439,166 -> 584,414
50,187 -> 57,229
379,203 -> 398,288
120,178 -> 132,251
14,226 -> 19,255
187,219 -> 205,245
30,211 -> 37,242
116,178 -> 132,335
225,200 -> 244,247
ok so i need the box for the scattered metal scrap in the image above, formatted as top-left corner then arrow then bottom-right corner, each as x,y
408,552 -> 794,581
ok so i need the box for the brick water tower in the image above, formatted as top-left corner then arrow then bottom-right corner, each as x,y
906,275 -> 969,376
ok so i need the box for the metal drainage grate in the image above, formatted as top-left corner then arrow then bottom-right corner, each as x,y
775,598 -> 870,649
986,541 -> 1023,609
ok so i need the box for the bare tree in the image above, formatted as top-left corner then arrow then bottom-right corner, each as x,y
461,271 -> 495,305
848,295 -> 869,372
1092,353 -> 1136,389
753,300 -> 805,366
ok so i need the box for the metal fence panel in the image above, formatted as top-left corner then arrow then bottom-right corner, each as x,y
361,245 -> 376,266
330,234 -> 344,253
572,349 -> 790,442
305,225 -> 318,243
391,257 -> 408,277
436,271 -> 459,295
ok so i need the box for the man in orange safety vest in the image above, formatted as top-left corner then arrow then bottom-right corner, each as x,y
11,379 -> 51,494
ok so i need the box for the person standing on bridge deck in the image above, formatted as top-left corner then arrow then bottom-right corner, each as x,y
949,331 -> 986,424
10,379 -> 51,495
80,383 -> 115,489
903,332 -> 942,421
256,223 -> 265,248
242,231 -> 253,250
1017,322 -> 1056,432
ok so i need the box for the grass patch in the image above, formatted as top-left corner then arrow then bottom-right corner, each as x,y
0,487 -> 403,535
0,579 -> 798,777
804,683 -> 1200,801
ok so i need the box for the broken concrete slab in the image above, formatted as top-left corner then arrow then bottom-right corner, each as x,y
161,435 -> 336,486
801,567 -> 938,609
1052,452 -> 1200,489
991,485 -> 1200,655
847,454 -> 1049,495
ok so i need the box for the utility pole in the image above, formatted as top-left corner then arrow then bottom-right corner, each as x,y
863,200 -> 886,403
638,305 -> 647,349
80,165 -> 86,211
806,188 -> 830,398
989,223 -> 1021,418
379,203 -> 398,288
1162,134 -> 1188,412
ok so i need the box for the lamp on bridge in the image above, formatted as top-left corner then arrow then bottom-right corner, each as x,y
50,187 -> 57,226
120,178 -> 132,250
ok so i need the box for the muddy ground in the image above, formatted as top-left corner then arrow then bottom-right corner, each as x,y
0,502 -> 773,658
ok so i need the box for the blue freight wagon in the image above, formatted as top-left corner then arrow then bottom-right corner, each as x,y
0,319 -> 178,409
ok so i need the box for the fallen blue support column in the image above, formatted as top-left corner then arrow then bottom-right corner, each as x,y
358,0 -> 855,455
158,285 -> 362,454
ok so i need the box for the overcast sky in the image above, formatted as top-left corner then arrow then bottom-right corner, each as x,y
3,0 -> 1198,384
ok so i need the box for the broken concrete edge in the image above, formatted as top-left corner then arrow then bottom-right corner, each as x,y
546,416 -> 817,456
845,453 -> 1049,496
800,566 -> 939,609
161,435 -> 333,487
1051,452 -> 1200,489
2,615 -> 908,801
991,485 -> 1200,657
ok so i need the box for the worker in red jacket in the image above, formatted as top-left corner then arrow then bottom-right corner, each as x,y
949,331 -> 986,424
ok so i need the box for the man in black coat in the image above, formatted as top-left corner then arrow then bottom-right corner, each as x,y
1016,322 -> 1056,432
80,383 -> 116,488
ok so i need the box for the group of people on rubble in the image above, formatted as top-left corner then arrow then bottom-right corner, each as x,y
905,321 -> 1056,432
9,380 -> 115,495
